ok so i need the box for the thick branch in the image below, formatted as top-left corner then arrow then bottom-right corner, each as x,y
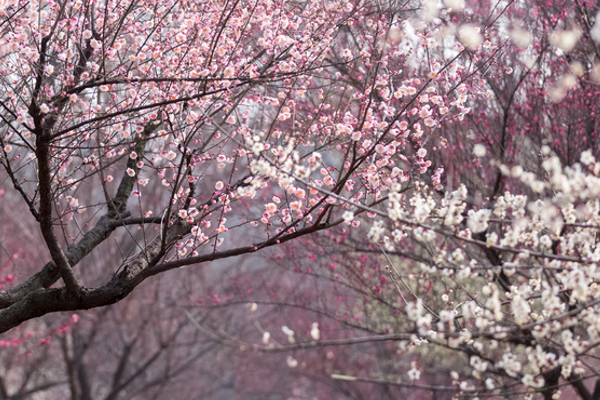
0,216 -> 337,333
0,120 -> 158,308
35,125 -> 83,296
0,211 -> 131,309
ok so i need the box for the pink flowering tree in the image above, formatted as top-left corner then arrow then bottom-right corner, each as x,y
0,187 -> 244,399
0,0 -> 484,332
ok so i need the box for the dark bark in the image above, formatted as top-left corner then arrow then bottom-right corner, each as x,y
0,217 -> 337,333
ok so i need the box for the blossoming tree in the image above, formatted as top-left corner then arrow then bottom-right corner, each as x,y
0,0 -> 479,331
4,0 -> 600,398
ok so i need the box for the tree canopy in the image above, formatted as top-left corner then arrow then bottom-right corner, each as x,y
3,0 -> 600,398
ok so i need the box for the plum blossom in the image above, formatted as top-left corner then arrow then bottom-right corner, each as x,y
458,25 -> 483,50
473,144 -> 486,157
342,211 -> 354,222
310,323 -> 320,341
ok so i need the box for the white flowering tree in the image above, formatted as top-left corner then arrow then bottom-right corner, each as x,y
186,147 -> 600,399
